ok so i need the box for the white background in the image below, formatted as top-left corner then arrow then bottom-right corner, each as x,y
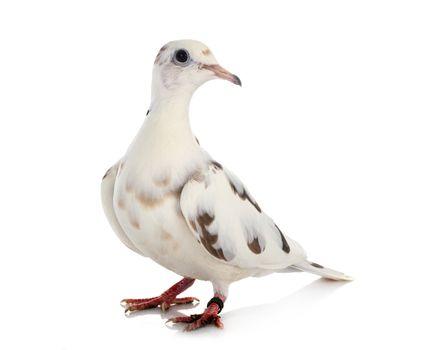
1,1 -> 433,349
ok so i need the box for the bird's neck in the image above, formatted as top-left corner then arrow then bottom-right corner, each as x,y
149,92 -> 192,124
150,69 -> 197,116
127,91 -> 197,162
146,92 -> 196,146
124,91 -> 207,191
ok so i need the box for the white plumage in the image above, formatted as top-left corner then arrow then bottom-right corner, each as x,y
101,39 -> 351,330
180,163 -> 307,270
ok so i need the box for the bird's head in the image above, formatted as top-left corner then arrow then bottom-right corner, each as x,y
151,40 -> 241,100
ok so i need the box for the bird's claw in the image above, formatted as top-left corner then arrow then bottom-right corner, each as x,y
120,296 -> 199,315
166,312 -> 223,331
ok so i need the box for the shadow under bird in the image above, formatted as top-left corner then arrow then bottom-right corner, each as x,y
101,39 -> 352,331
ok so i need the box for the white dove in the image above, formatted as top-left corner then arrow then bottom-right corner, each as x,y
101,39 -> 351,331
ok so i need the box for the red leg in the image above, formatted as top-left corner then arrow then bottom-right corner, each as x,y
121,277 -> 198,314
167,293 -> 226,331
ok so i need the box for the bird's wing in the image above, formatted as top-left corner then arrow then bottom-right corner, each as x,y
180,161 -> 307,270
101,161 -> 141,254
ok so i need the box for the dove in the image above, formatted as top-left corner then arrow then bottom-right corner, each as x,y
101,39 -> 351,331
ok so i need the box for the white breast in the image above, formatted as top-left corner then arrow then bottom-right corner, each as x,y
111,149 -> 253,282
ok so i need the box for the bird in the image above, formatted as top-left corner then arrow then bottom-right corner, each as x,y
101,39 -> 352,331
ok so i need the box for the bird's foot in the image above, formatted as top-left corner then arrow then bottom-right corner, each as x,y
121,296 -> 199,314
167,295 -> 225,331
120,277 -> 197,315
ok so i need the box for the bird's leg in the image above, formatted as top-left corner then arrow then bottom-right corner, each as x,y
121,277 -> 198,314
167,293 -> 226,331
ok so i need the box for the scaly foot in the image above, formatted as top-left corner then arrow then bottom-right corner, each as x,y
121,277 -> 197,314
167,295 -> 225,331
121,296 -> 198,314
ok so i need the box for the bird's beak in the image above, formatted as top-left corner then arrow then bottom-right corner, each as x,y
200,64 -> 242,86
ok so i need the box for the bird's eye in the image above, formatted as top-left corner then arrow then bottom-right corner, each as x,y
174,49 -> 190,65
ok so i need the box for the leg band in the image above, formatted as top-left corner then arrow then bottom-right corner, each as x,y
207,296 -> 224,314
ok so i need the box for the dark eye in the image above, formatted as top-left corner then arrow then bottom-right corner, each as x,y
174,49 -> 190,64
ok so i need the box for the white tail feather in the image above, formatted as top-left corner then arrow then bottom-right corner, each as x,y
292,260 -> 353,281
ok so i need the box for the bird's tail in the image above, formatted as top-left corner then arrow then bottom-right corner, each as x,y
291,260 -> 353,281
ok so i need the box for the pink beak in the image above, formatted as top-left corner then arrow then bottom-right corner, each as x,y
200,64 -> 242,86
